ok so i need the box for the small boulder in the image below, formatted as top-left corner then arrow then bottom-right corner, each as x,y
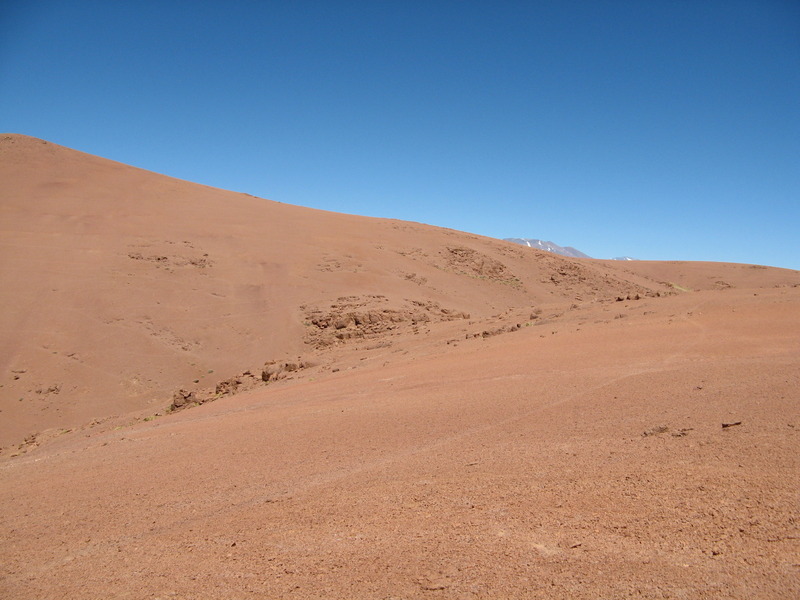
171,389 -> 196,410
261,362 -> 285,382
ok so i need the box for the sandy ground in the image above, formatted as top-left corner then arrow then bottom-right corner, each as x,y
1,135 -> 799,598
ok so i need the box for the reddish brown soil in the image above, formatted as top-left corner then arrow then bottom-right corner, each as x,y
1,135 -> 799,598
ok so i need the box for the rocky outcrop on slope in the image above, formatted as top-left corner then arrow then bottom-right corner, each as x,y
302,295 -> 470,349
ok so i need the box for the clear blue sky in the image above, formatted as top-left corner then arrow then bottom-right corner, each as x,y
2,1 -> 799,269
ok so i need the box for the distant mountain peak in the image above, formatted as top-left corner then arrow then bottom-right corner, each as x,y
503,238 -> 591,259
504,238 -> 638,261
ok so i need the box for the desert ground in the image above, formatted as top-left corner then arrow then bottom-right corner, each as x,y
1,134 -> 799,598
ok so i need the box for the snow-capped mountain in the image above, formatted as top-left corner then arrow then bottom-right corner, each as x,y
503,238 -> 592,259
504,238 -> 637,261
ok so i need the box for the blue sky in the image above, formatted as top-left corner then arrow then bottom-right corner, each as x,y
2,1 -> 799,269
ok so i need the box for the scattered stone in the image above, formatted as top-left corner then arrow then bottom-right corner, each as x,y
643,425 -> 669,437
671,428 -> 693,437
261,361 -> 309,382
35,384 -> 61,395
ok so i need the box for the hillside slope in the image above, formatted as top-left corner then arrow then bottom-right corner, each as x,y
2,135 -> 800,598
2,285 -> 799,598
3,134 -> 800,446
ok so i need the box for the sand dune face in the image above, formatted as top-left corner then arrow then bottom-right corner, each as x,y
1,134 -> 799,598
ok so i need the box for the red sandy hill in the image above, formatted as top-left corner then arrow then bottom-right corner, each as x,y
1,134 -> 799,598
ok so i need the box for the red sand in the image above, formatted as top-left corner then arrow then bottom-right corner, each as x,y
1,134 -> 799,598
